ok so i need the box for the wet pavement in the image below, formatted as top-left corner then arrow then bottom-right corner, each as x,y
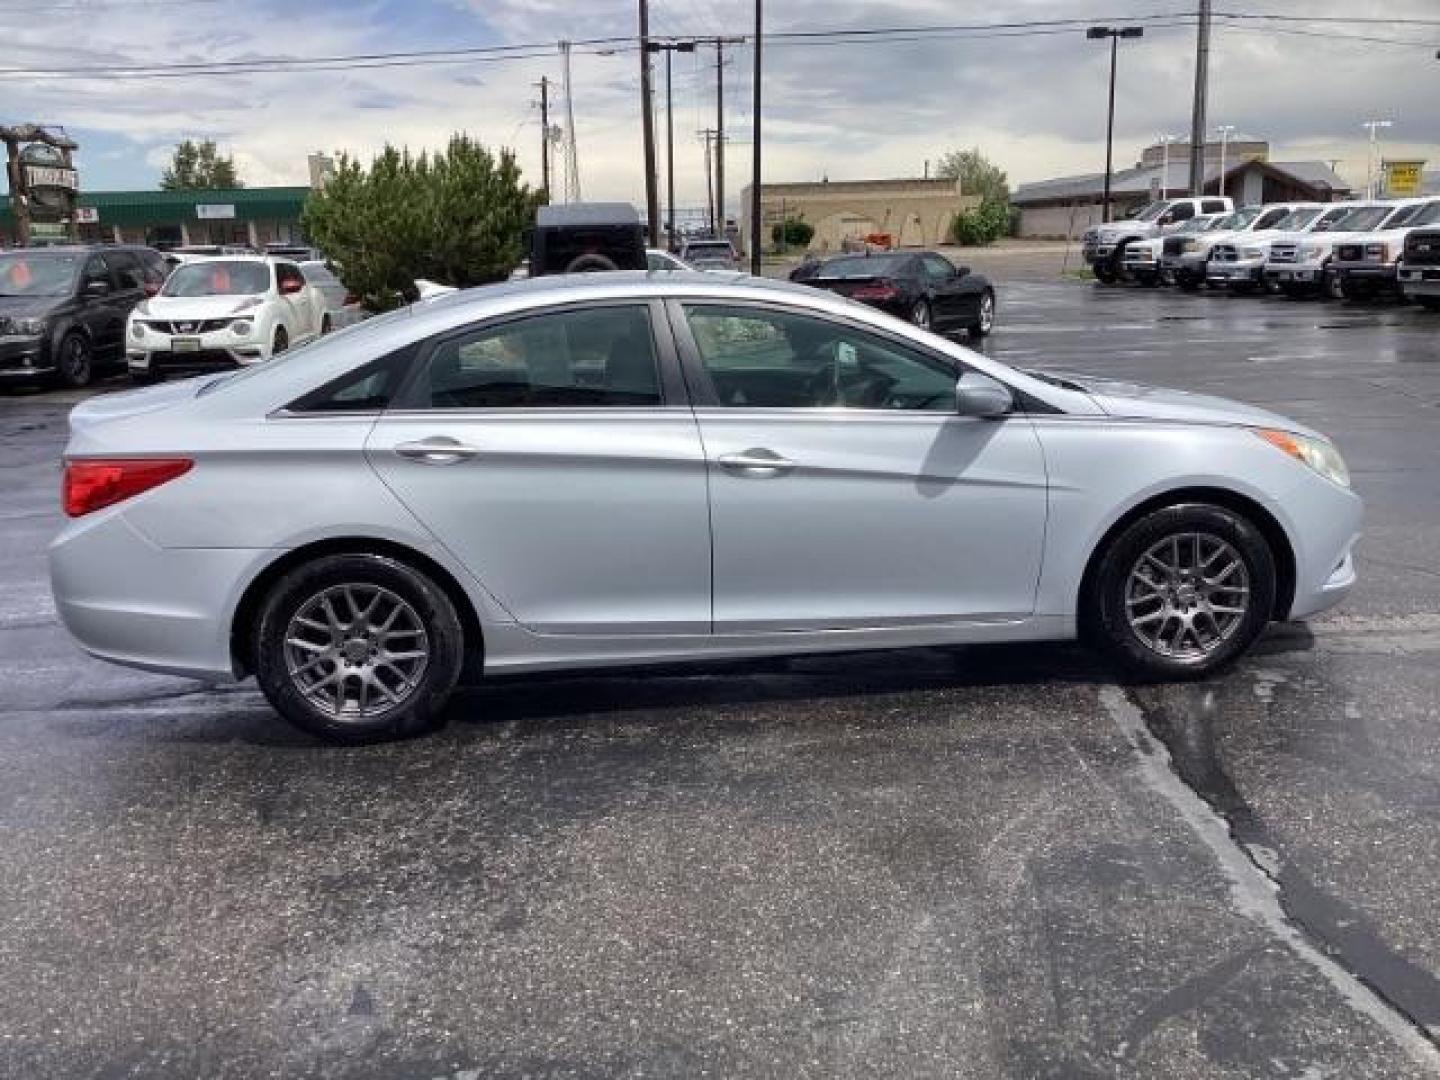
2,279 -> 1439,1079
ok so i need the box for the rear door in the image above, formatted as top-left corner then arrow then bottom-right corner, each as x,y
672,299 -> 1048,632
365,300 -> 712,634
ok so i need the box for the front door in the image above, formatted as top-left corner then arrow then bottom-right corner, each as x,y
366,301 -> 711,635
920,253 -> 967,328
673,300 -> 1048,632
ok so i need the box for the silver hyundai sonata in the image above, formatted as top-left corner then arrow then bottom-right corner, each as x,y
50,272 -> 1360,742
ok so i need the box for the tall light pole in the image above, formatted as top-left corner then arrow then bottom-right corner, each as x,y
750,0 -> 763,274
1215,124 -> 1236,199
1363,119 -> 1392,199
1087,26 -> 1144,223
645,40 -> 696,249
638,1 -> 660,245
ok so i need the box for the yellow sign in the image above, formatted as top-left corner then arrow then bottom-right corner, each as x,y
1384,160 -> 1426,197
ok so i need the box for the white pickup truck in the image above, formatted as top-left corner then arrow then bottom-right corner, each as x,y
1082,196 -> 1234,284
1180,203 -> 1314,292
1329,198 -> 1440,300
1261,201 -> 1438,299
1398,225 -> 1440,310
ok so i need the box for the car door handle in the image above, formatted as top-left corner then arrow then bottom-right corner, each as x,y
717,449 -> 796,477
394,437 -> 482,464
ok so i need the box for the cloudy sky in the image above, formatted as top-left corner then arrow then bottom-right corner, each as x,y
2,0 -> 1438,209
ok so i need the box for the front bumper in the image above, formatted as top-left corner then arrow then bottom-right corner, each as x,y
1398,265 -> 1440,297
0,334 -> 52,378
1206,258 -> 1265,286
1264,262 -> 1325,286
1280,471 -> 1364,622
128,330 -> 268,376
1330,260 -> 1400,286
1163,252 -> 1204,274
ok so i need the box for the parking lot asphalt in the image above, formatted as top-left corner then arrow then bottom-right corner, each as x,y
2,277 -> 1439,1079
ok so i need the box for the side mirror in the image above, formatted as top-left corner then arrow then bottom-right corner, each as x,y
955,371 -> 1013,418
83,279 -> 110,297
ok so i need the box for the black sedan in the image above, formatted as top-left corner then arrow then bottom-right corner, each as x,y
791,251 -> 995,337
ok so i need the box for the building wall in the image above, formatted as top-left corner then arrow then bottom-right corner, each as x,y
740,180 -> 982,254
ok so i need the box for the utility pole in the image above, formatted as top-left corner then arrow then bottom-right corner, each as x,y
699,128 -> 716,232
534,76 -> 551,201
750,0 -> 762,274
646,41 -> 696,250
638,0 -> 660,246
1187,0 -> 1212,196
709,36 -> 743,238
1087,26 -> 1144,223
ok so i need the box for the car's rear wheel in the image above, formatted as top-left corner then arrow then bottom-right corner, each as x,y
1092,262 -> 1118,285
253,554 -> 464,743
910,299 -> 932,330
56,332 -> 93,388
1085,503 -> 1276,680
968,289 -> 995,337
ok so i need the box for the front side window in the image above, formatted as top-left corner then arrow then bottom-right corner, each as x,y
1201,199 -> 1229,214
921,254 -> 956,281
415,305 -> 662,409
163,260 -> 271,297
683,304 -> 957,411
109,251 -> 145,290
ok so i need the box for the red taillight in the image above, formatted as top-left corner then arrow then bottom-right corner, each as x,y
63,458 -> 193,518
850,282 -> 899,301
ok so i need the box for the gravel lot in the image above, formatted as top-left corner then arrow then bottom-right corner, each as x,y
3,258 -> 1439,1079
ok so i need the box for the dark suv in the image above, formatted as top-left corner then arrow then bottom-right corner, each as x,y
0,245 -> 169,387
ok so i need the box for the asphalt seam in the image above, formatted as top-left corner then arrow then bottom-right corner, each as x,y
1099,684 -> 1440,1072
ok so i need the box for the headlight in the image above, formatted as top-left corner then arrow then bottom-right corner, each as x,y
1255,428 -> 1350,488
1181,239 -> 1198,252
8,316 -> 46,336
230,320 -> 252,337
1364,242 -> 1390,262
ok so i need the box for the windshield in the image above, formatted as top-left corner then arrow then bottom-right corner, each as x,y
819,254 -> 912,277
163,260 -> 271,297
1273,208 -> 1321,231
0,252 -> 80,297
1217,208 -> 1261,230
1379,204 -> 1425,229
1174,217 -> 1212,235
1410,202 -> 1440,227
1326,206 -> 1389,232
1135,202 -> 1171,222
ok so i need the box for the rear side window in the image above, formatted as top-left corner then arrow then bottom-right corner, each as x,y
406,305 -> 662,409
108,251 -> 144,290
286,345 -> 417,413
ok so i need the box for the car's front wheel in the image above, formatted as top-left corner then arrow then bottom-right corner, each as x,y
272,326 -> 289,356
253,554 -> 465,743
968,289 -> 995,337
1092,262 -> 1118,285
910,299 -> 932,330
1085,503 -> 1276,680
56,331 -> 93,388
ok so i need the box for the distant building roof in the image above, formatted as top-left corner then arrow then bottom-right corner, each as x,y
0,186 -> 311,227
1014,159 -> 1350,206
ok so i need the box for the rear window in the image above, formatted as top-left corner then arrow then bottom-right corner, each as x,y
818,254 -> 912,277
685,242 -> 734,256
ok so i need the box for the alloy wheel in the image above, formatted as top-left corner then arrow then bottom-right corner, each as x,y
283,584 -> 430,721
912,301 -> 931,329
1124,532 -> 1251,661
978,292 -> 995,332
61,336 -> 91,386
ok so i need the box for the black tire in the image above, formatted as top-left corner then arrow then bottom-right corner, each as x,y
1135,272 -> 1161,289
272,326 -> 289,356
1084,503 -> 1276,681
253,554 -> 465,744
565,253 -> 620,273
1092,262 -> 1118,285
55,331 -> 93,389
968,289 -> 996,338
910,298 -> 932,330
1279,283 -> 1311,300
1227,280 -> 1258,296
320,314 -> 332,335
1323,268 -> 1345,301
1175,272 -> 1201,292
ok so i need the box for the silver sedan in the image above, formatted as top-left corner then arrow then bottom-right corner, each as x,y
50,273 -> 1361,742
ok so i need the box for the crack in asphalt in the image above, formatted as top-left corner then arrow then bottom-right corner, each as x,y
1100,685 -> 1440,1072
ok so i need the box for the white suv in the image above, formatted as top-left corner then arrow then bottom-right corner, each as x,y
127,257 -> 326,382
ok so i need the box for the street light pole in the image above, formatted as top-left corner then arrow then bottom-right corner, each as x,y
1087,26 -> 1144,224
1362,119 -> 1392,199
1214,124 -> 1236,199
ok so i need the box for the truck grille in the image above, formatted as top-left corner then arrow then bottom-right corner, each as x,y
1269,243 -> 1298,264
1210,244 -> 1238,263
1405,231 -> 1440,267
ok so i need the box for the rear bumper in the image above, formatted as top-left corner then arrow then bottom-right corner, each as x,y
49,509 -> 262,681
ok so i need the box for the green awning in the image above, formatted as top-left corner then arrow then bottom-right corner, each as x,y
0,186 -> 311,227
